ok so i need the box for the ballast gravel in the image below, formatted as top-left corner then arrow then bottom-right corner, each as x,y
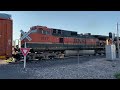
0,55 -> 120,79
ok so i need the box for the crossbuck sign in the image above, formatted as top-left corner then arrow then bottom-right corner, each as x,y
20,29 -> 36,69
20,30 -> 36,41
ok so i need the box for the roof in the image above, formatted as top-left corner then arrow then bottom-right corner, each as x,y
92,35 -> 109,40
0,13 -> 11,20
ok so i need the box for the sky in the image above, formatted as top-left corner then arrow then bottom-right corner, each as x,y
0,11 -> 120,40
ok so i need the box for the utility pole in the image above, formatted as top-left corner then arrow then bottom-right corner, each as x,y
117,22 -> 120,58
78,50 -> 79,65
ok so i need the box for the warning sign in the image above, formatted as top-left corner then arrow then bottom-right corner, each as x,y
20,48 -> 30,56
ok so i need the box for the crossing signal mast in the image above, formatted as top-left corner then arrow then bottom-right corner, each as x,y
108,22 -> 120,59
109,32 -> 115,44
117,22 -> 120,58
106,32 -> 116,60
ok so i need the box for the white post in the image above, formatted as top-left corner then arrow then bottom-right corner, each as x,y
117,22 -> 120,58
24,55 -> 26,68
24,42 -> 26,68
18,39 -> 20,48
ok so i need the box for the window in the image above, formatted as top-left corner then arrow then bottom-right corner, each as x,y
46,31 -> 48,34
46,31 -> 50,35
53,29 -> 57,34
37,30 -> 42,34
71,32 -> 77,36
41,30 -> 46,34
58,30 -> 62,34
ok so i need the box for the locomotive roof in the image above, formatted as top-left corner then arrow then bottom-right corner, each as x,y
92,35 -> 109,40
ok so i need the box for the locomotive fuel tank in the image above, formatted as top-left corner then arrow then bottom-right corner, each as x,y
64,50 -> 95,56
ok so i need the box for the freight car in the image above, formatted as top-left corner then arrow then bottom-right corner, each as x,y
0,13 -> 12,59
20,26 -> 106,60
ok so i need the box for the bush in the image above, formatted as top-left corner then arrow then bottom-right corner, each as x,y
114,73 -> 120,79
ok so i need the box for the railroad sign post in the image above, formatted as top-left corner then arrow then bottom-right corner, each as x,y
20,30 -> 32,68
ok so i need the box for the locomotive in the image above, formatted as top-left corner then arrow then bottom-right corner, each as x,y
20,26 -> 106,60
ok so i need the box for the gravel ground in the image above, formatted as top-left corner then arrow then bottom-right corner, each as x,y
0,55 -> 120,79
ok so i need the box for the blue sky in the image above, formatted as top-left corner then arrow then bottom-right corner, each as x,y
0,11 -> 120,40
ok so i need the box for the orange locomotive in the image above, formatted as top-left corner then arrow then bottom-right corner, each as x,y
20,26 -> 104,60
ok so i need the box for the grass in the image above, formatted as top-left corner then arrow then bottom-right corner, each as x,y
114,73 -> 120,79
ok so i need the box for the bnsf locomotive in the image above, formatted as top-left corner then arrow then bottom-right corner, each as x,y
20,26 -> 106,60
